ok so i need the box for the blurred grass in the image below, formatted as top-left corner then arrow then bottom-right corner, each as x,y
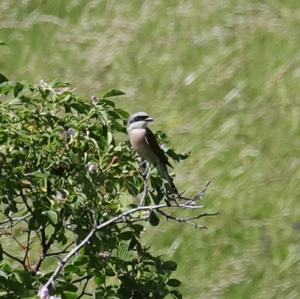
1,0 -> 300,298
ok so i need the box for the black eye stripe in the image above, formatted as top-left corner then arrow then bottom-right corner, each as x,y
134,115 -> 148,121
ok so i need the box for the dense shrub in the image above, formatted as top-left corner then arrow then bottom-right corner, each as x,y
0,81 -> 188,299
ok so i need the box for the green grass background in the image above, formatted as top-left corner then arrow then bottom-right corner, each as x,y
1,0 -> 300,298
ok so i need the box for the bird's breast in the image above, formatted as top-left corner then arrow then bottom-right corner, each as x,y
128,128 -> 159,163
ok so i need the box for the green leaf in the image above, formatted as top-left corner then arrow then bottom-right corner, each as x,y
117,243 -> 132,261
133,224 -> 144,235
64,264 -> 81,275
107,131 -> 113,145
95,290 -> 119,299
62,291 -> 77,299
105,267 -> 115,277
13,270 -> 32,287
5,279 -> 25,295
0,81 -> 14,94
6,97 -> 22,105
0,243 -> 3,260
1,263 -> 13,273
166,148 -> 190,162
0,270 -> 8,279
73,254 -> 89,266
128,236 -> 142,251
149,211 -> 160,226
119,231 -> 133,240
52,80 -> 71,88
28,217 -> 40,230
102,89 -> 125,98
0,73 -> 8,84
167,278 -> 181,287
14,82 -> 24,97
114,108 -> 129,118
45,210 -> 58,225
94,274 -> 105,286
162,260 -> 177,271
100,99 -> 115,107
0,41 -> 7,46
170,290 -> 183,299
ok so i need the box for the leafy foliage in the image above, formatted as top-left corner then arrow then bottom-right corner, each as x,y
0,81 -> 184,298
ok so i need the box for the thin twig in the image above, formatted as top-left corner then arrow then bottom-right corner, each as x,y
23,230 -> 31,270
157,209 -> 219,228
2,249 -> 27,270
33,223 -> 63,274
77,277 -> 91,299
46,242 -> 74,257
20,189 -> 34,216
0,213 -> 31,226
32,227 -> 47,274
178,181 -> 211,203
192,181 -> 211,201
72,275 -> 92,284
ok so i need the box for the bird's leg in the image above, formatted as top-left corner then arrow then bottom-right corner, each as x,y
145,162 -> 151,179
139,161 -> 151,206
139,161 -> 151,180
138,159 -> 148,178
162,183 -> 179,206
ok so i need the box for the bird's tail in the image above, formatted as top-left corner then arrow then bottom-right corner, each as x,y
156,163 -> 178,194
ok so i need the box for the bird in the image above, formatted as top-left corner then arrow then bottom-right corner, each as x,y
127,111 -> 178,194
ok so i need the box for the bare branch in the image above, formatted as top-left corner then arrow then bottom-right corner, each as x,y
177,181 -> 211,203
191,180 -> 211,201
116,215 -> 150,225
157,209 -> 219,228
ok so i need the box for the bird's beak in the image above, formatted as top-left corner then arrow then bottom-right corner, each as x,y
145,117 -> 154,122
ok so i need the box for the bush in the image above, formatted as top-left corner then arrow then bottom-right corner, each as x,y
0,80 -> 213,299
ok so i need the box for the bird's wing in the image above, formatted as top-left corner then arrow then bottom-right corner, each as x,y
145,128 -> 172,168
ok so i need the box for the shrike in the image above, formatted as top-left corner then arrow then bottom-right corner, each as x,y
127,112 -> 178,194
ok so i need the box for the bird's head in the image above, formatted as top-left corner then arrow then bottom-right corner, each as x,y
127,112 -> 154,130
